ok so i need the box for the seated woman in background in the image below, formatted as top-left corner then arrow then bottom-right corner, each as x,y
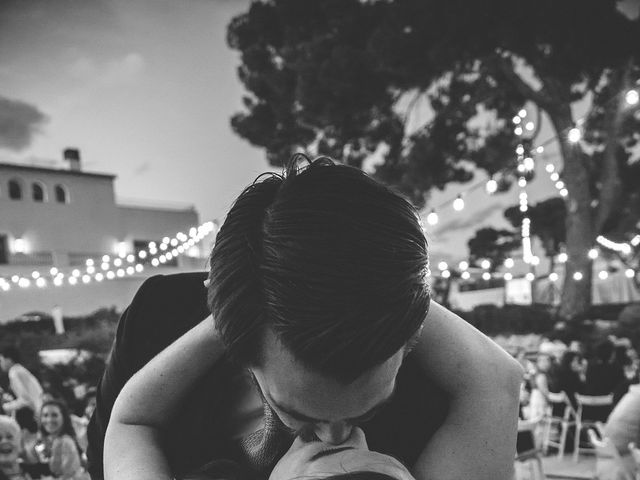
36,400 -> 88,480
548,351 -> 586,414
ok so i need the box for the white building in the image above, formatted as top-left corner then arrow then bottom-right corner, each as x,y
0,149 -> 214,322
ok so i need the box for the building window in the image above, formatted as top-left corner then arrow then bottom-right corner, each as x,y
32,182 -> 46,202
8,179 -> 22,200
54,184 -> 69,203
0,235 -> 7,264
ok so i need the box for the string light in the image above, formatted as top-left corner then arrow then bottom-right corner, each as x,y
452,195 -> 465,211
573,272 -> 583,281
486,179 -> 498,194
482,272 -> 491,281
625,89 -> 639,106
598,270 -> 609,280
441,270 -> 451,279
461,271 -> 471,280
438,261 -> 448,271
458,261 -> 469,270
568,127 -> 582,143
504,258 -> 514,269
525,272 -> 535,282
0,221 -> 217,293
504,272 -> 513,281
549,272 -> 559,282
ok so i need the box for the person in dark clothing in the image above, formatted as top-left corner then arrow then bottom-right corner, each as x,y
549,351 -> 586,413
91,157 -> 522,480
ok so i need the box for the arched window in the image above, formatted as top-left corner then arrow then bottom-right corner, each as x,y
32,182 -> 46,202
54,184 -> 69,203
8,179 -> 22,200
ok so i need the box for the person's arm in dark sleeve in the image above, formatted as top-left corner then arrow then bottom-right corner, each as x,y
87,274 -> 167,479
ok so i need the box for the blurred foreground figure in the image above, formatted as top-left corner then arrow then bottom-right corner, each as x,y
90,156 -> 523,480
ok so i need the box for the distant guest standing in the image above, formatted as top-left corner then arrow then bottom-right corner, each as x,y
0,347 -> 43,421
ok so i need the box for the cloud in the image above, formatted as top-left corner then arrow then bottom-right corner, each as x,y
69,52 -> 145,87
0,96 -> 48,151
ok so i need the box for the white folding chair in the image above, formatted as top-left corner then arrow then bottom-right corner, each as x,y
587,429 -> 635,480
516,420 -> 545,480
542,391 -> 577,458
628,442 -> 640,480
573,393 -> 614,461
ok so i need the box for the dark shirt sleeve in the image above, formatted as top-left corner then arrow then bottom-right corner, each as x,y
86,273 -> 210,479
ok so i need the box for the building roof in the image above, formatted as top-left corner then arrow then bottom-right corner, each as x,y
0,162 -> 116,180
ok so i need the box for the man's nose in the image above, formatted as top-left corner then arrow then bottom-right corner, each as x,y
314,421 -> 352,445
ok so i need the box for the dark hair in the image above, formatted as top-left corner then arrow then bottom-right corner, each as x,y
39,399 -> 78,442
559,351 -> 581,372
208,155 -> 430,383
593,340 -> 615,363
0,346 -> 21,363
15,407 -> 38,433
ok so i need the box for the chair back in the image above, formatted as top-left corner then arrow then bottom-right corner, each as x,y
575,393 -> 614,407
547,391 -> 576,420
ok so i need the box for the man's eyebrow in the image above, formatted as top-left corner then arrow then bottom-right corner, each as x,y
270,383 -> 397,424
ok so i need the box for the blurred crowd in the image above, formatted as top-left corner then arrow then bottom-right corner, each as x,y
0,346 -> 95,480
517,335 -> 640,477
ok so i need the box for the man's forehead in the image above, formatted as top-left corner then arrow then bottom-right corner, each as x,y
254,350 -> 403,422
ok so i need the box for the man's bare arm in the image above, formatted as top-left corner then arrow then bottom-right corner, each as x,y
411,301 -> 523,480
104,315 -> 223,480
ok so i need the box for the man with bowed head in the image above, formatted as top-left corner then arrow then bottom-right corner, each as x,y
91,156 -> 523,480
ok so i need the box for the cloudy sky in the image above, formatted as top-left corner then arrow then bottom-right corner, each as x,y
1,0 -> 637,267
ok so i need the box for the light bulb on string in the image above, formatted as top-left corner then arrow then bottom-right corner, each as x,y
598,270 -> 608,280
482,272 -> 491,281
481,259 -> 491,270
504,272 -> 513,281
525,122 -> 535,131
438,261 -> 448,271
441,270 -> 451,279
625,89 -> 639,106
549,272 -> 559,282
486,179 -> 498,194
559,188 -> 568,197
625,269 -> 635,278
518,109 -> 527,118
514,126 -> 523,136
550,172 -> 560,181
558,252 -> 568,263
453,195 -> 465,211
568,127 -> 582,143
523,157 -> 534,171
458,261 -> 469,271
555,181 -> 565,190
545,164 -> 555,173
512,116 -> 521,124
504,258 -> 514,269
518,177 -> 527,188
573,272 -> 583,281
516,145 -> 525,155
525,272 -> 535,282
536,146 -> 544,154
461,271 -> 471,280
588,248 -> 599,259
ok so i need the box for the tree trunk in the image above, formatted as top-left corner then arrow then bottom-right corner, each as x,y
548,107 -> 594,320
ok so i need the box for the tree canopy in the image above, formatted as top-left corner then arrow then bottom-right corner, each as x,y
228,0 -> 640,318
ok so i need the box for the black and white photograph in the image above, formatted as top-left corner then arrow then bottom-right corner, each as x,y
1,1 -> 640,479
